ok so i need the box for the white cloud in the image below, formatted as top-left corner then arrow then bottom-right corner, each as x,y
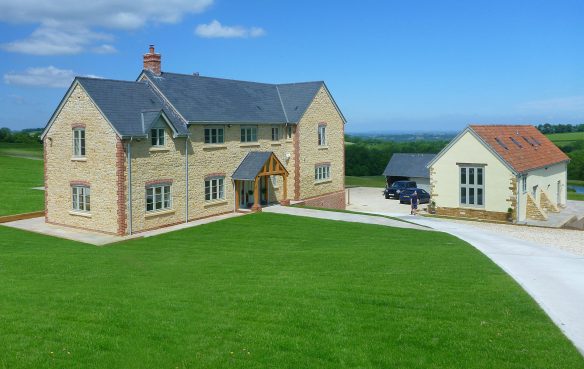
3,66 -> 101,88
92,44 -> 117,54
0,0 -> 214,55
1,25 -> 113,55
519,96 -> 584,113
195,20 -> 266,38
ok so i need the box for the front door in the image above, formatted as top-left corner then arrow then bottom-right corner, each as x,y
240,180 -> 254,209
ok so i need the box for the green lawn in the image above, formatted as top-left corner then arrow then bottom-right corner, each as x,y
345,175 -> 386,188
0,142 -> 43,159
569,180 -> 584,186
0,155 -> 44,216
568,192 -> 584,201
0,214 -> 583,369
546,132 -> 584,147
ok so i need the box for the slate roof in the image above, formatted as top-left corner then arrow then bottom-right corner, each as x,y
470,125 -> 569,173
144,70 -> 324,124
382,153 -> 436,178
232,151 -> 274,180
75,77 -> 188,137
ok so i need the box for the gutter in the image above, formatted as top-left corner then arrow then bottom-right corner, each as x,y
127,139 -> 133,235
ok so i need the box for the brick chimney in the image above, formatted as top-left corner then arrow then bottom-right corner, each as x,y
143,45 -> 161,75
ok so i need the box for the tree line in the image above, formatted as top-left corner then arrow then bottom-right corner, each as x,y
0,127 -> 42,144
537,123 -> 584,134
345,135 -> 448,176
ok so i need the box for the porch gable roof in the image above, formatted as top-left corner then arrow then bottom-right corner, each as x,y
232,151 -> 287,180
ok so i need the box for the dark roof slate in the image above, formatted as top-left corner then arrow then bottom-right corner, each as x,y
144,71 -> 324,124
232,151 -> 274,180
76,77 -> 188,137
382,153 -> 436,178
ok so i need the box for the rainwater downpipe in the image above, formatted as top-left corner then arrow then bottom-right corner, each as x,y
185,136 -> 189,223
127,138 -> 133,235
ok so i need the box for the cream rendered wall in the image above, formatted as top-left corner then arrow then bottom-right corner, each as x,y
517,162 -> 567,222
128,118 -> 187,233
44,84 -> 120,234
430,131 -> 514,213
185,123 -> 295,218
297,86 -> 345,199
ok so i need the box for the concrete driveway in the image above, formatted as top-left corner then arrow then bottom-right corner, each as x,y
370,211 -> 584,355
346,186 -> 419,214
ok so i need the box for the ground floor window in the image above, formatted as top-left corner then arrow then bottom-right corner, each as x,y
146,185 -> 171,212
460,166 -> 484,206
315,164 -> 331,182
72,186 -> 90,212
205,177 -> 225,201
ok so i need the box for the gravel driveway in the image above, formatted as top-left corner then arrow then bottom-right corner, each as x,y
347,187 -> 584,256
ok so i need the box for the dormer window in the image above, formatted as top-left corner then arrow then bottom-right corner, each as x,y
151,126 -> 165,146
73,128 -> 85,157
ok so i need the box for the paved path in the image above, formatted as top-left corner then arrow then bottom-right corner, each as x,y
371,211 -> 584,355
263,205 -> 431,231
2,212 -> 244,246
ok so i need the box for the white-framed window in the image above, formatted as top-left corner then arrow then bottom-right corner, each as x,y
460,166 -> 484,206
72,186 -> 90,212
286,125 -> 293,139
315,164 -> 331,182
241,126 -> 258,143
521,175 -> 527,193
151,127 -> 165,146
271,127 -> 279,141
146,185 -> 172,212
318,125 -> 326,146
205,177 -> 225,201
73,128 -> 85,157
204,127 -> 224,144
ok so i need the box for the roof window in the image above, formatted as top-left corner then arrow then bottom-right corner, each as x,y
530,136 -> 541,146
509,136 -> 523,148
495,137 -> 509,150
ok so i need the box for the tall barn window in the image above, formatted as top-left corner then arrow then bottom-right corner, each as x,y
73,128 -> 85,157
460,166 -> 484,206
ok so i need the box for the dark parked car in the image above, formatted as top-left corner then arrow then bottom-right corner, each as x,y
384,180 -> 417,199
399,188 -> 431,204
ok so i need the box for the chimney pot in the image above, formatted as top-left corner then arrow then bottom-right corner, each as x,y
143,45 -> 161,75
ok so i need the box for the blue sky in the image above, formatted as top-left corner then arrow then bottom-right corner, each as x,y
0,0 -> 583,133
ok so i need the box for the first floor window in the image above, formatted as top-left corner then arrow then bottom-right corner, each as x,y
460,166 -> 484,206
286,125 -> 293,139
521,175 -> 527,193
318,125 -> 327,146
204,127 -> 224,144
205,177 -> 225,201
146,185 -> 171,211
315,164 -> 331,182
72,186 -> 90,212
151,127 -> 165,146
73,128 -> 85,156
241,126 -> 258,143
271,127 -> 279,141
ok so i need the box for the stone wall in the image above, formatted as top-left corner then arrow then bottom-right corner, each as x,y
44,84 -> 120,234
436,207 -> 508,222
526,194 -> 547,221
297,86 -> 345,201
540,190 -> 559,213
302,190 -> 346,210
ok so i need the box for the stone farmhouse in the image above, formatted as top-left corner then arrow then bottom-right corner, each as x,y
428,125 -> 569,222
41,46 -> 346,235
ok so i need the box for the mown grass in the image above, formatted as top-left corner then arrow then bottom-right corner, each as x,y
568,192 -> 584,201
0,213 -> 583,369
546,132 -> 584,147
345,175 -> 386,188
0,142 -> 43,159
0,156 -> 44,216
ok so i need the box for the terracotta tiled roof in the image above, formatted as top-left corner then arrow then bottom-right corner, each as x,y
469,125 -> 569,173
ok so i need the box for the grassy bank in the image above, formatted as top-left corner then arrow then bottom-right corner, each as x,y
0,213 -> 583,368
0,156 -> 44,216
345,175 -> 386,188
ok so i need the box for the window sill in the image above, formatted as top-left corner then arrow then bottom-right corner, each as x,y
270,142 -> 282,146
145,209 -> 175,218
318,146 -> 329,150
315,179 -> 332,185
203,144 -> 227,150
149,147 -> 169,153
204,199 -> 228,207
69,210 -> 91,218
240,143 -> 260,148
71,157 -> 87,162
